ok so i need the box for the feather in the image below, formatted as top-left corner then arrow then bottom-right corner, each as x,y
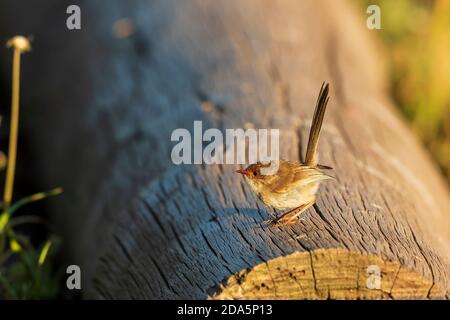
305,82 -> 330,167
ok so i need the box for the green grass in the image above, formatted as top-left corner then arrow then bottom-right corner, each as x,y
0,237 -> 61,299
0,189 -> 63,299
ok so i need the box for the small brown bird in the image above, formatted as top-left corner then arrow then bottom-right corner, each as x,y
237,82 -> 333,226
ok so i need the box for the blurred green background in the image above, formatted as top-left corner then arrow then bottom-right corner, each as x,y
357,0 -> 450,183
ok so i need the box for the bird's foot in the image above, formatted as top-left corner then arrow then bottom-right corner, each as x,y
263,215 -> 298,227
263,200 -> 315,227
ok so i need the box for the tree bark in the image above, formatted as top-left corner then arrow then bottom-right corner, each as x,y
0,0 -> 449,299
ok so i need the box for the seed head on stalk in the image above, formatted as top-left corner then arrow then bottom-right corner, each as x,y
3,36 -> 31,208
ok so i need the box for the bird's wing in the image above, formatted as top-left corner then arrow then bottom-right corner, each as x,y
269,166 -> 332,194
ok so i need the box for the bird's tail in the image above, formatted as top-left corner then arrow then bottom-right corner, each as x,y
305,82 -> 330,167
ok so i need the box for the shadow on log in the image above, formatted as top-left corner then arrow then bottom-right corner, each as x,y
0,0 -> 449,299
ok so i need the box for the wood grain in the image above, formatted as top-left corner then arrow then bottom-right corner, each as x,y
211,248 -> 444,299
0,0 -> 449,299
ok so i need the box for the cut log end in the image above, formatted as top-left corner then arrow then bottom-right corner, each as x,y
209,248 -> 446,300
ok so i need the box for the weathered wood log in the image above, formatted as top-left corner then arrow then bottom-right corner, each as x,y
0,0 -> 449,299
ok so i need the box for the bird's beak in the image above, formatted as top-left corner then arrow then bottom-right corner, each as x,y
236,169 -> 249,175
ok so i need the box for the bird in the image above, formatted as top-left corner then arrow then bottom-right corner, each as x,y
237,82 -> 333,226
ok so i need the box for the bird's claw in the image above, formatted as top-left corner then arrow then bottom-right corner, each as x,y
262,219 -> 276,226
263,216 -> 297,227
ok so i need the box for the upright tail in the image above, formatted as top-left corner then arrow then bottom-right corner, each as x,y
305,82 -> 330,167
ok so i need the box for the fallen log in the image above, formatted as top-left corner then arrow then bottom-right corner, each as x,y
0,0 -> 449,299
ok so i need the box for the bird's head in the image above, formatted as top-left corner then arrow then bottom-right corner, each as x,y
236,162 -> 264,179
236,162 -> 277,194
237,161 -> 276,181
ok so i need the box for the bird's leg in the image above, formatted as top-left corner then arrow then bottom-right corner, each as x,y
267,198 -> 316,226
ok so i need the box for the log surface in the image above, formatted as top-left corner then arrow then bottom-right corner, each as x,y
0,0 -> 449,299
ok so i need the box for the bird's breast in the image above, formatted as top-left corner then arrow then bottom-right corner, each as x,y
259,182 -> 319,209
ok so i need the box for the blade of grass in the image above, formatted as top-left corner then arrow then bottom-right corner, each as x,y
38,240 -> 52,267
6,188 -> 63,217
